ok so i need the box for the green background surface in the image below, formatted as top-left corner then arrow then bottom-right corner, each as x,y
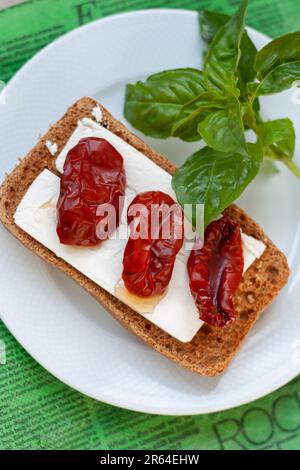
1,0 -> 300,450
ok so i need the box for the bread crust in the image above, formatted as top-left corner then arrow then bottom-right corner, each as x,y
0,97 -> 290,376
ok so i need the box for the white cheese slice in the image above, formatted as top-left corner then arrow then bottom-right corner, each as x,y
242,233 -> 266,273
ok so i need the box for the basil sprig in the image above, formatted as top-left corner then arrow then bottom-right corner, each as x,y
124,0 -> 300,227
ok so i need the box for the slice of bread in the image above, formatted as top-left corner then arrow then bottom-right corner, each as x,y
0,97 -> 290,376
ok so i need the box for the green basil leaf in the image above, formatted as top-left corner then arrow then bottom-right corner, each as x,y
199,10 -> 229,43
172,145 -> 261,227
124,68 -> 206,139
171,90 -> 226,142
237,32 -> 258,96
252,32 -> 300,96
203,0 -> 249,93
199,9 -> 257,98
252,60 -> 300,95
198,95 -> 248,156
247,141 -> 265,161
259,118 -> 295,159
255,32 -> 300,80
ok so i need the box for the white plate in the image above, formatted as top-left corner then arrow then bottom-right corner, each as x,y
1,9 -> 300,416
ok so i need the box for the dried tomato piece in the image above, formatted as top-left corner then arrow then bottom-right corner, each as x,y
57,137 -> 126,246
122,191 -> 184,297
188,217 -> 244,328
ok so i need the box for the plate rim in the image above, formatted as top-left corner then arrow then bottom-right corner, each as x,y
1,8 -> 298,416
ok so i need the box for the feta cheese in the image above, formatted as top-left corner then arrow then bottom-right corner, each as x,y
242,232 -> 266,273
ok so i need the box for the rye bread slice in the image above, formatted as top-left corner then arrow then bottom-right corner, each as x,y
0,97 -> 290,376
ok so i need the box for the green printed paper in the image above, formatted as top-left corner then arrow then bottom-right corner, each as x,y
1,0 -> 300,451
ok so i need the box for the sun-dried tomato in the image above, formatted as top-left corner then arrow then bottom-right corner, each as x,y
57,137 -> 126,246
122,191 -> 184,297
188,216 -> 244,328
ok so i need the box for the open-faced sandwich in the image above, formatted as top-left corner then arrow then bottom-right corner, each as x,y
0,97 -> 290,376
